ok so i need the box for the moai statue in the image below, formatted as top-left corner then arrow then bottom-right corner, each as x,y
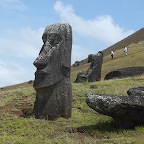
33,23 -> 72,120
75,51 -> 103,83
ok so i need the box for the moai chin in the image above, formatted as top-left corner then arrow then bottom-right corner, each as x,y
33,23 -> 72,120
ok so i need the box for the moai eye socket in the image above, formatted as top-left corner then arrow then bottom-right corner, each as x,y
47,34 -> 62,47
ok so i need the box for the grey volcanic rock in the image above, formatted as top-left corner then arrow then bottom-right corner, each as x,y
75,51 -> 103,83
33,23 -> 72,120
75,71 -> 87,82
127,86 -> 144,96
86,87 -> 144,128
105,66 -> 144,80
88,54 -> 96,63
72,61 -> 80,67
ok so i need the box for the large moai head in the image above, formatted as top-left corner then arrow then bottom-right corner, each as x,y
90,51 -> 103,68
33,23 -> 72,89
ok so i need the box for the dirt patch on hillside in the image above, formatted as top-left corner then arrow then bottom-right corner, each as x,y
0,102 -> 33,118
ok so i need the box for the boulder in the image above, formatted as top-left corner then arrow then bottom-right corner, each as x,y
86,87 -> 144,128
72,61 -> 80,67
28,80 -> 33,84
127,86 -> 144,96
105,66 -> 144,80
33,23 -> 72,120
90,85 -> 97,89
74,71 -> 88,82
75,51 -> 103,83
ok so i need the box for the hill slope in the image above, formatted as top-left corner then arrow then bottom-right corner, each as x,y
71,40 -> 144,82
0,30 -> 144,144
103,28 -> 144,56
0,67 -> 144,143
72,27 -> 144,67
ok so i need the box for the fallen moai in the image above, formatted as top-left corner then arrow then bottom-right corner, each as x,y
86,86 -> 144,128
105,66 -> 144,80
33,23 -> 72,120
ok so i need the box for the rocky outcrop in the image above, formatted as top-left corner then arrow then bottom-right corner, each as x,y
33,23 -> 72,120
104,66 -> 144,80
86,87 -> 144,128
75,51 -> 103,83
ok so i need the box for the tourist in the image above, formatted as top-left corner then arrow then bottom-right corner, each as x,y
124,46 -> 128,56
110,50 -> 114,59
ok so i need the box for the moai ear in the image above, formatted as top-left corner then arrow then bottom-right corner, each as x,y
62,24 -> 72,68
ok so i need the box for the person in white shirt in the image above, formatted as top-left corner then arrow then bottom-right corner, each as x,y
110,50 -> 114,59
124,46 -> 128,56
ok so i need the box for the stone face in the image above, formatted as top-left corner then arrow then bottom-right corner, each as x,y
33,23 -> 72,120
86,87 -> 144,128
75,51 -> 103,83
105,66 -> 144,80
88,54 -> 96,63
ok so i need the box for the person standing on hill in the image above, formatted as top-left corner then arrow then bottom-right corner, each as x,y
110,50 -> 114,59
124,46 -> 128,56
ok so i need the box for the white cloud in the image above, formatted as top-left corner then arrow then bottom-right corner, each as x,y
0,59 -> 34,87
54,1 -> 134,44
0,27 -> 44,87
0,0 -> 28,10
0,1 -> 136,87
0,27 -> 44,57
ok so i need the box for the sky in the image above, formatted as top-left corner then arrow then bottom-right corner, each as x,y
0,0 -> 144,87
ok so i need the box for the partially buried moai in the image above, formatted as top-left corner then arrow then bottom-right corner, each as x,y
33,23 -> 72,120
75,51 -> 103,83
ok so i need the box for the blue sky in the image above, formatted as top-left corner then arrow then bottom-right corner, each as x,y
0,0 -> 144,87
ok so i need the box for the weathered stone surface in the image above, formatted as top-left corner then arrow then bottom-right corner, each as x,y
86,87 -> 144,128
88,54 -> 96,63
105,66 -> 144,80
75,51 -> 103,83
33,23 -> 72,120
72,61 -> 80,67
127,86 -> 144,96
74,71 -> 87,82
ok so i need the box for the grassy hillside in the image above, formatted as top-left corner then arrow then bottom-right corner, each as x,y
71,40 -> 144,82
102,28 -> 144,56
0,41 -> 144,144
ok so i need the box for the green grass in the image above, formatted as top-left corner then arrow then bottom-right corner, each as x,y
0,75 -> 144,143
101,41 -> 144,80
0,41 -> 144,143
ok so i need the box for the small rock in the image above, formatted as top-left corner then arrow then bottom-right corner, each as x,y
90,85 -> 97,89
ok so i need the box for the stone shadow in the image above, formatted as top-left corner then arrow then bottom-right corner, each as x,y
77,120 -> 139,135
